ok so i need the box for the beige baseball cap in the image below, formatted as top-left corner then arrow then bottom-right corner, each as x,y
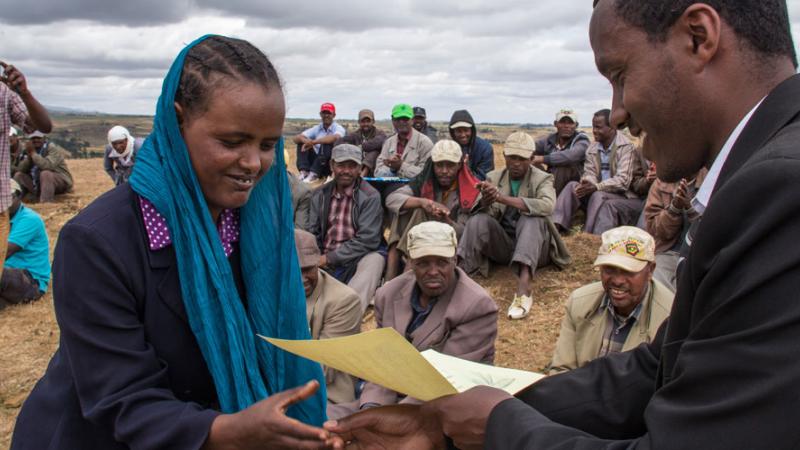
407,221 -> 457,260
555,108 -> 578,123
593,226 -> 656,273
431,140 -> 463,164
503,131 -> 535,158
449,121 -> 471,129
294,229 -> 321,269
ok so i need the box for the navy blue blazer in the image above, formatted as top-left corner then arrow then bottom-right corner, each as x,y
11,183 -> 246,449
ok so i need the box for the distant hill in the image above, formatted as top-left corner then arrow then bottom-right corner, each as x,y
49,113 -> 154,158
47,112 -> 571,158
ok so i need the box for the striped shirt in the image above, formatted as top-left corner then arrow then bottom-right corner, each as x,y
323,186 -> 355,253
598,290 -> 646,357
1,83 -> 30,211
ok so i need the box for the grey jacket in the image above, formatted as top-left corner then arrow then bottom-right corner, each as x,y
535,132 -> 591,167
309,178 -> 383,266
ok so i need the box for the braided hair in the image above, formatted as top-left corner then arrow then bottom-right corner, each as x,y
176,36 -> 283,119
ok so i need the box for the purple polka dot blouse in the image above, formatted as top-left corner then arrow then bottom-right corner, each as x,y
138,196 -> 240,257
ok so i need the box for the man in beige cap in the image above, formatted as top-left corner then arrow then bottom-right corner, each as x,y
533,108 -> 591,195
327,221 -> 497,419
309,143 -> 384,310
547,226 -> 673,374
293,228 -> 362,406
383,140 -> 482,280
459,131 -> 571,320
339,109 -> 388,177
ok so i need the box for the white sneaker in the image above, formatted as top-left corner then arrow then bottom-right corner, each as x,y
303,173 -> 320,183
508,294 -> 533,320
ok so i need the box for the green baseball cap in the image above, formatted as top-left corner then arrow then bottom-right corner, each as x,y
391,103 -> 414,119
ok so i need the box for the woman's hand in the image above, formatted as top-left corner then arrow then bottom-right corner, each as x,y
204,380 -> 341,450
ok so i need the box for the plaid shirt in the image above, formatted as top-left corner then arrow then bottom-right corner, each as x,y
1,83 -> 30,210
395,130 -> 411,156
323,186 -> 355,253
598,288 -> 648,357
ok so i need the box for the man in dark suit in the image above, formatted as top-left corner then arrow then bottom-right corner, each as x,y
325,1 -> 800,448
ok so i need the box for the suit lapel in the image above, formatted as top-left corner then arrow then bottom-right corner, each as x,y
409,272 -> 460,348
392,277 -> 415,335
134,188 -> 190,326
714,74 -> 800,196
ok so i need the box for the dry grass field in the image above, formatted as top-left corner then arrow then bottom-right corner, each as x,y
0,135 -> 600,448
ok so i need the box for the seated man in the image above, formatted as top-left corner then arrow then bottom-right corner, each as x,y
103,125 -> 144,186
288,166 -> 312,230
309,144 -> 385,310
384,140 -> 481,280
327,221 -> 498,419
340,109 -> 388,177
14,131 -> 73,203
534,108 -> 591,195
644,168 -> 707,292
548,226 -> 673,374
448,109 -> 494,180
374,104 -> 433,179
9,127 -> 22,177
294,229 -> 362,406
552,109 -> 639,235
293,102 -> 346,183
458,132 -> 571,320
0,180 -> 50,309
412,106 -> 438,144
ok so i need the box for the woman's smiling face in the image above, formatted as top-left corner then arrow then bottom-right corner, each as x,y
177,81 -> 286,222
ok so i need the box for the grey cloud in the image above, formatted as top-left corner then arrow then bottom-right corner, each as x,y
0,0 -> 193,25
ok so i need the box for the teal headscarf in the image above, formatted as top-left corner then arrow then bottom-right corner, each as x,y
128,35 -> 326,424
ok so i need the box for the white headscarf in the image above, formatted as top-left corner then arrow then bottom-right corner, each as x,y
107,125 -> 135,164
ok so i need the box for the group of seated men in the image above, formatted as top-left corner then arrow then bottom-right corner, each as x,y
285,101 -> 707,412
9,128 -> 73,203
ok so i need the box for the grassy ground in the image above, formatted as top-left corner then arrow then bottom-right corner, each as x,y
0,141 -> 600,448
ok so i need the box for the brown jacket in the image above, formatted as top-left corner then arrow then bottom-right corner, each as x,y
477,167 -> 571,269
375,129 -> 433,178
359,268 -> 498,407
644,169 -> 707,253
339,127 -> 389,172
548,279 -> 674,375
582,132 -> 638,198
306,270 -> 363,404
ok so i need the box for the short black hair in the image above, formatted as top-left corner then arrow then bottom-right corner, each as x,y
596,0 -> 797,68
594,109 -> 611,126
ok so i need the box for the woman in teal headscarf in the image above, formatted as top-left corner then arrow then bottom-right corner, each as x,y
12,35 -> 338,450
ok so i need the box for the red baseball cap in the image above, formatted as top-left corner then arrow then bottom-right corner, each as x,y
320,102 -> 336,114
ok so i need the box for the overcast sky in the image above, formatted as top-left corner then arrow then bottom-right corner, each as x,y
2,1 -> 800,123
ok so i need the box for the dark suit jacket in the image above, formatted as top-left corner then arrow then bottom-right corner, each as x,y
11,184 -> 238,449
485,75 -> 800,449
